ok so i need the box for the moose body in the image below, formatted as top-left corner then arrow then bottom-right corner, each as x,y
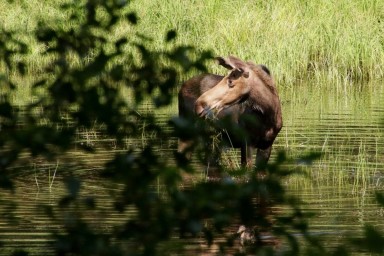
178,56 -> 282,169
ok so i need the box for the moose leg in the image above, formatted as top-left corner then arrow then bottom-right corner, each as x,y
241,143 -> 253,169
205,142 -> 223,180
256,146 -> 272,168
177,139 -> 194,160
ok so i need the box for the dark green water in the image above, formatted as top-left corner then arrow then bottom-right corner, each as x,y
0,82 -> 383,255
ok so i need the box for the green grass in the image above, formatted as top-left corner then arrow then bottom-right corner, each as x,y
130,0 -> 384,84
1,0 -> 383,104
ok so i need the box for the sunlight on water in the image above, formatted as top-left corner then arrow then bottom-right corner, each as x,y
277,82 -> 384,252
0,81 -> 383,254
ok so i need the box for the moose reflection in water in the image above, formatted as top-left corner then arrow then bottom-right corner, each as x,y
178,56 -> 282,175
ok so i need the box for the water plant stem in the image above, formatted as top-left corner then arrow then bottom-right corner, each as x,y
49,161 -> 59,191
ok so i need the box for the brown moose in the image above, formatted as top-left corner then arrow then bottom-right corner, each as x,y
178,56 -> 282,172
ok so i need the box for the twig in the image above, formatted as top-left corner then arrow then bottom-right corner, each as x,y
49,161 -> 59,191
35,166 -> 40,192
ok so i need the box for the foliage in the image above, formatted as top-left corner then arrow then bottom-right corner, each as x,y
0,0 -> 383,255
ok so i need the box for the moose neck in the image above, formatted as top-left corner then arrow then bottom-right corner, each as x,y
246,80 -> 282,131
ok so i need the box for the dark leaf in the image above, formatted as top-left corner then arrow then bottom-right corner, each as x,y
375,192 -> 384,206
166,30 -> 177,42
33,79 -> 47,88
126,12 -> 137,25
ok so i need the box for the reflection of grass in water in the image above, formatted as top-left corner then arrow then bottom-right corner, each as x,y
33,161 -> 59,191
352,141 -> 368,192
332,139 -> 381,193
284,136 -> 382,194
77,124 -> 101,148
276,82 -> 384,194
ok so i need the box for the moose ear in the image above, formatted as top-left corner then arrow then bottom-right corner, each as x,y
229,68 -> 244,79
216,56 -> 249,72
231,68 -> 249,79
215,57 -> 236,70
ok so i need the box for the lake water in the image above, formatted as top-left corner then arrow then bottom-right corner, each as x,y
0,81 -> 383,255
279,82 -> 384,253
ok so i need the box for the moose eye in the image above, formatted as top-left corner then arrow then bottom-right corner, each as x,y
228,79 -> 235,88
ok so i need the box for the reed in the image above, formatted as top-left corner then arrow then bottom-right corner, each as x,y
1,0 -> 383,107
49,161 -> 59,192
130,0 -> 384,84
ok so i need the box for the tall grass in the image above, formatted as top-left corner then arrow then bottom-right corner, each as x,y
1,0 -> 383,100
130,0 -> 384,84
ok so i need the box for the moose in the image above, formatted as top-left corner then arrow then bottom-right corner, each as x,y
178,56 -> 282,173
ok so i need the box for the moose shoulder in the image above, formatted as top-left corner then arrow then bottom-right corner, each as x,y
178,56 -> 282,169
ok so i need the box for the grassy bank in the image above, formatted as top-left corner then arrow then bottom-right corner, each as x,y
1,0 -> 384,104
131,0 -> 384,84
